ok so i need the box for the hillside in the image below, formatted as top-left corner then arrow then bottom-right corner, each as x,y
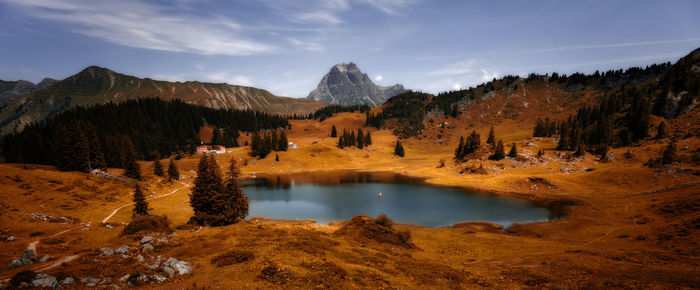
0,66 -> 325,135
307,62 -> 406,107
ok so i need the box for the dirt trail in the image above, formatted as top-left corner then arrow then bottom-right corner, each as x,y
1,182 -> 190,282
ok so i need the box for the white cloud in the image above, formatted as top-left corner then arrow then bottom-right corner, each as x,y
204,72 -> 253,86
2,0 -> 276,56
374,75 -> 383,82
427,59 -> 476,75
357,0 -> 418,15
289,38 -> 326,52
480,69 -> 499,82
261,0 -> 419,25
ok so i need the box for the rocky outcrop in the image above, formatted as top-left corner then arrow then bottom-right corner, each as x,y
0,78 -> 57,104
307,62 -> 405,107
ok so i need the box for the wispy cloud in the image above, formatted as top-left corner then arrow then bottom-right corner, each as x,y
261,0 -> 418,25
204,72 -> 253,86
289,38 -> 326,52
524,38 -> 700,54
427,59 -> 476,75
1,0 -> 277,56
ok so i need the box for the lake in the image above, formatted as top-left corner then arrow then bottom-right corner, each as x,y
242,171 -> 555,227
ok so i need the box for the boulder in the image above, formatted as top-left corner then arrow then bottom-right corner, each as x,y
31,274 -> 59,289
137,255 -> 144,262
162,266 -> 175,278
20,258 -> 32,265
81,277 -> 101,286
162,258 -> 191,275
61,276 -> 75,285
21,249 -> 36,260
6,236 -> 15,241
140,236 -> 154,245
8,258 -> 24,269
142,243 -> 154,252
115,245 -> 129,255
118,274 -> 130,282
100,247 -> 114,257
150,274 -> 167,284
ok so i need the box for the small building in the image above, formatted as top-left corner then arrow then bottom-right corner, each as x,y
196,144 -> 226,154
288,142 -> 297,149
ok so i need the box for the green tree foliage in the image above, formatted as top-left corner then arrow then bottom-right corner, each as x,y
167,159 -> 180,181
121,135 -> 142,180
661,138 -> 678,165
489,140 -> 505,160
250,130 -> 288,158
337,128 -> 371,149
394,140 -> 405,157
132,185 -> 149,216
330,125 -> 337,137
455,130 -> 480,161
289,104 -> 370,121
221,158 -> 249,224
153,159 -> 164,177
211,128 -> 222,145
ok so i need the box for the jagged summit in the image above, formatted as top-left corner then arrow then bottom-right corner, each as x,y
307,62 -> 406,107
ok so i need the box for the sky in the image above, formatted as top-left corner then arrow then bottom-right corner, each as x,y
1,0 -> 699,98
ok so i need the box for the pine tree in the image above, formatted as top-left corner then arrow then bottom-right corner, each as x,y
661,138 -> 677,165
574,141 -> 586,157
655,121 -> 667,139
365,131 -> 372,145
455,136 -> 464,160
132,185 -> 149,216
121,136 -> 141,180
486,126 -> 496,146
167,159 -> 180,181
275,154 -> 279,162
489,140 -> 505,160
394,140 -> 405,157
82,121 -> 106,170
279,131 -> 288,151
330,125 -> 337,137
508,143 -> 517,158
189,155 -> 224,226
153,159 -> 164,177
216,158 -> 249,225
357,128 -> 364,149
211,128 -> 222,145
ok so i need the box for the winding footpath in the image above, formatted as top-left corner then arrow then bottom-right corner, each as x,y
1,182 -> 190,282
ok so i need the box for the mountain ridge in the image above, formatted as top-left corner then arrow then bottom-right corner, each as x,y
307,62 -> 406,107
0,78 -> 58,104
0,66 -> 325,135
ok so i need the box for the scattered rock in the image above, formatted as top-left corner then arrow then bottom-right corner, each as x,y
105,224 -> 114,229
162,258 -> 192,275
524,141 -> 538,147
100,247 -> 114,257
118,274 -> 130,282
142,243 -> 154,252
21,249 -> 37,260
150,274 -> 167,283
606,153 -> 615,162
31,273 -> 59,288
156,238 -> 168,243
162,266 -> 175,278
120,254 -> 127,259
140,236 -> 154,245
81,277 -> 101,286
8,259 -> 24,269
170,232 -> 178,237
6,236 -> 16,241
137,255 -> 144,262
115,245 -> 129,255
61,276 -> 75,284
146,260 -> 161,271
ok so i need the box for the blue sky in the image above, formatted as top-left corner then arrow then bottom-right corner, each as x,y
1,0 -> 699,97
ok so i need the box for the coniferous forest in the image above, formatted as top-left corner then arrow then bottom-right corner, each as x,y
2,98 -> 289,171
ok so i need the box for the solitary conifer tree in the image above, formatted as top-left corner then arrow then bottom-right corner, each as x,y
330,125 -> 337,137
219,158 -> 249,224
189,155 -> 224,226
132,185 -> 149,216
167,159 -> 179,181
275,154 -> 279,162
486,126 -> 496,146
153,159 -> 164,177
661,138 -> 677,165
508,143 -> 517,158
489,140 -> 505,160
394,140 -> 405,157
365,131 -> 372,145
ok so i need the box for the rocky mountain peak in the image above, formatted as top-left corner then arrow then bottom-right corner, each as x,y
307,62 -> 406,107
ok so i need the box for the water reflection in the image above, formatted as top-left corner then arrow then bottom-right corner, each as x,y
241,171 -> 554,227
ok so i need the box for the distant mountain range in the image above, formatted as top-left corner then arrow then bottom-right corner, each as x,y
0,78 -> 57,104
0,66 -> 325,135
307,62 -> 406,107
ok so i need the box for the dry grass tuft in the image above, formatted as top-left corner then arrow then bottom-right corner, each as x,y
335,214 -> 414,248
211,250 -> 255,267
121,215 -> 172,235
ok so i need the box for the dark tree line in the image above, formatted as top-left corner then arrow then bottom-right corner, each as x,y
210,127 -> 239,147
249,130 -> 288,158
3,98 -> 288,170
365,91 -> 430,137
287,104 -> 370,121
337,128 -> 372,149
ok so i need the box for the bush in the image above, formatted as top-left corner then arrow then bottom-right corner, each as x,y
211,250 -> 255,267
375,214 -> 394,228
121,215 -> 172,235
10,270 -> 37,287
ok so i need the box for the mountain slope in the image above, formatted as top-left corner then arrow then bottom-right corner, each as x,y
307,62 -> 405,107
0,78 -> 57,104
0,66 -> 325,135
